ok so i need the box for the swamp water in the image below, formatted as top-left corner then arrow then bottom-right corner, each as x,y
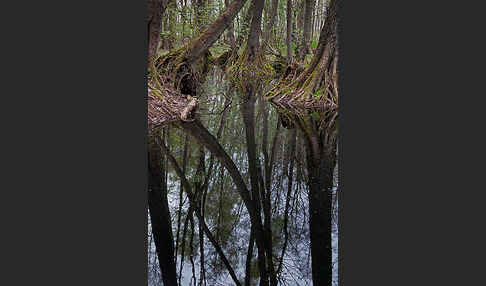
148,67 -> 338,286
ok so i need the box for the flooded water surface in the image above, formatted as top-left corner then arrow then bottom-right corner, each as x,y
148,67 -> 338,286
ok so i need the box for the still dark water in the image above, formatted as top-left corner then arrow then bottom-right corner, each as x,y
148,67 -> 338,286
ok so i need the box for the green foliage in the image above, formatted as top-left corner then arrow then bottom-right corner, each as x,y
311,40 -> 318,50
313,87 -> 323,98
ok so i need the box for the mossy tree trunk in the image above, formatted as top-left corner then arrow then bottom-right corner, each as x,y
186,0 -> 250,62
266,0 -> 339,105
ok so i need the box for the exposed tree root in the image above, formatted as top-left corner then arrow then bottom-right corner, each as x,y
266,0 -> 339,111
265,42 -> 338,110
148,74 -> 198,131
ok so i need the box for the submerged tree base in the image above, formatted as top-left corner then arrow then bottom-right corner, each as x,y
265,58 -> 338,110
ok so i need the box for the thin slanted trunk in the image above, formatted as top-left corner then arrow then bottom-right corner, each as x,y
186,0 -> 250,62
161,143 -> 242,286
179,119 -> 272,286
147,134 -> 177,286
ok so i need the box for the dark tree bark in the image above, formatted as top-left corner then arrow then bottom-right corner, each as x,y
241,93 -> 270,286
246,0 -> 265,60
147,134 -> 178,286
306,134 -> 336,286
148,0 -> 165,65
296,0 -> 338,83
287,110 -> 337,286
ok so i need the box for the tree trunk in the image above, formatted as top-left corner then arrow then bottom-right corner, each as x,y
241,93 -> 270,286
186,0 -> 250,62
295,0 -> 305,59
296,0 -> 338,83
247,0 -> 265,59
147,134 -> 178,286
148,0 -> 165,65
299,0 -> 314,59
263,0 -> 280,44
180,119 -> 275,286
306,139 -> 335,286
